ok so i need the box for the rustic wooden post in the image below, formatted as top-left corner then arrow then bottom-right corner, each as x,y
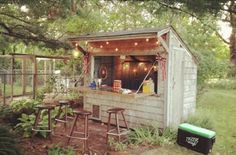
44,60 -> 47,86
10,55 -> 14,101
22,59 -> 26,95
3,74 -> 6,105
32,56 -> 38,99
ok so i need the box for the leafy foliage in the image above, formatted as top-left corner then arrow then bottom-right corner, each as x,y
10,99 -> 40,112
0,126 -> 22,155
185,111 -> 214,130
128,124 -> 160,145
14,113 -> 36,138
158,128 -> 177,146
206,78 -> 236,90
47,145 -> 76,155
0,105 -> 16,124
108,137 -> 128,151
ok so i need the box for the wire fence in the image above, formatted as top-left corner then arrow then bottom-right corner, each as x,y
0,70 -> 83,105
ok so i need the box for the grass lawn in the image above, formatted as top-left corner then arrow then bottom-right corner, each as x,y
1,84 -> 33,97
142,89 -> 236,155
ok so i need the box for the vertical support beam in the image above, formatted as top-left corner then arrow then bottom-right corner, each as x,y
22,59 -> 26,95
32,56 -> 38,99
44,61 -> 47,86
10,55 -> 14,101
3,74 -> 6,105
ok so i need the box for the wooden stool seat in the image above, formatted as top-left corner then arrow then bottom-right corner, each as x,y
36,104 -> 56,110
106,107 -> 129,143
58,100 -> 69,106
73,110 -> 92,115
107,107 -> 125,113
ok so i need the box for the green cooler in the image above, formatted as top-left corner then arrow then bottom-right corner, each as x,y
177,123 -> 216,154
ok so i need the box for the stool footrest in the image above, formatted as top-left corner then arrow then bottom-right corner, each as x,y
32,128 -> 52,132
55,119 -> 67,123
74,131 -> 87,135
107,128 -> 130,136
66,135 -> 88,140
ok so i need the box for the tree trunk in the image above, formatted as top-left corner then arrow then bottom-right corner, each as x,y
229,20 -> 236,66
229,1 -> 236,73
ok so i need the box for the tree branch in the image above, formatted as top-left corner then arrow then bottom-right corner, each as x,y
0,12 -> 32,25
158,2 -> 230,44
0,21 -> 71,50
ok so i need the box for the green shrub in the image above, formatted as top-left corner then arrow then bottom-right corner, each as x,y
128,124 -> 160,145
47,145 -> 76,155
185,112 -> 214,130
10,99 -> 40,112
15,112 -> 53,138
108,137 -> 127,151
0,126 -> 22,155
0,105 -> 21,125
206,78 -> 236,90
158,128 -> 177,146
35,87 -> 46,101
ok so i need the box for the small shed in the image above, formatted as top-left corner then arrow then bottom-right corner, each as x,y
68,26 -> 197,128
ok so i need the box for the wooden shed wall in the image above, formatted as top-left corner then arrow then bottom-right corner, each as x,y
83,91 -> 165,128
182,51 -> 197,120
166,30 -> 197,127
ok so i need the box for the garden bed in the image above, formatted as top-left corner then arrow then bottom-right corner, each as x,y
19,120 -> 159,155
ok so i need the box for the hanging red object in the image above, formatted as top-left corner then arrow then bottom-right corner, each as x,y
156,53 -> 166,81
83,54 -> 90,74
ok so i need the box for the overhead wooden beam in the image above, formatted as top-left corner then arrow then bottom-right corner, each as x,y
130,56 -> 140,62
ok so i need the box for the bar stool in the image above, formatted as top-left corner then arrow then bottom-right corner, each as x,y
67,110 -> 92,153
32,104 -> 56,136
54,100 -> 70,132
106,107 -> 129,143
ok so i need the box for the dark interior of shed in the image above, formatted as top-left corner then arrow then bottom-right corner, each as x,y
94,55 -> 158,93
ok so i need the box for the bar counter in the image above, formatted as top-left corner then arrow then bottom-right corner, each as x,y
74,86 -> 165,128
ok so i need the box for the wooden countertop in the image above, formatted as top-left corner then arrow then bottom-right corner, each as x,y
71,86 -> 160,99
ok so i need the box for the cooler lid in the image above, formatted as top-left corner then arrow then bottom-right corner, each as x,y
179,123 -> 216,139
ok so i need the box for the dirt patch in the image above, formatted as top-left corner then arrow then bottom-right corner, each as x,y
19,120 -> 158,155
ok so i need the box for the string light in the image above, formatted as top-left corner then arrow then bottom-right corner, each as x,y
85,41 -> 88,45
144,67 -> 148,71
123,63 -> 129,70
138,62 -> 144,66
115,48 -> 119,51
106,41 -> 109,45
134,42 -> 138,46
156,40 -> 159,45
72,50 -> 79,58
153,66 -> 158,71
133,68 -> 137,73
100,45 -> 103,48
146,38 -> 149,42
75,43 -> 78,47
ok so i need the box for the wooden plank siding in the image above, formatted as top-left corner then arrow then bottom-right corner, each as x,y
182,51 -> 197,120
83,91 -> 164,128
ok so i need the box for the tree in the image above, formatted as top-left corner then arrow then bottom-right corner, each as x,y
137,0 -> 235,73
0,0 -> 101,50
